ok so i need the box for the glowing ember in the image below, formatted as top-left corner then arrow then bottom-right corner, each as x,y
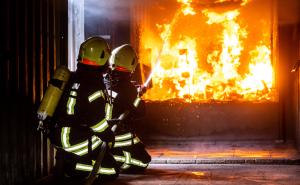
140,0 -> 276,102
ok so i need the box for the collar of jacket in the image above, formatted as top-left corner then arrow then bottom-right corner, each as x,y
111,71 -> 131,81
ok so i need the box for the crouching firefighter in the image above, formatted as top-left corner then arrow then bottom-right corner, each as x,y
104,44 -> 151,173
41,37 -> 119,181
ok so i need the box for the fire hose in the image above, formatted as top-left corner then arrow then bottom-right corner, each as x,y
84,142 -> 107,185
84,119 -> 122,185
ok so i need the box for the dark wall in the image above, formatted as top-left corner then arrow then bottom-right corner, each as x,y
278,24 -> 300,141
0,0 -> 68,184
277,0 -> 300,147
292,23 -> 300,151
298,24 -> 300,151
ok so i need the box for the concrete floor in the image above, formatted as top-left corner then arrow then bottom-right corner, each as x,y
33,140 -> 300,185
146,140 -> 300,164
104,164 -> 300,185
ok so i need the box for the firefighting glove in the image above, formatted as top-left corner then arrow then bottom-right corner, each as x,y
37,117 -> 56,135
137,85 -> 147,96
107,118 -> 122,126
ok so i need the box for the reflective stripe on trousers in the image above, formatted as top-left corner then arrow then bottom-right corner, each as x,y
61,127 -> 102,156
75,163 -> 116,175
90,118 -> 109,132
113,137 -> 140,148
115,132 -> 133,142
113,151 -> 148,169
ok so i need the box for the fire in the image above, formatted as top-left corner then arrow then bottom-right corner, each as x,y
177,0 -> 196,15
140,0 -> 276,102
241,45 -> 274,100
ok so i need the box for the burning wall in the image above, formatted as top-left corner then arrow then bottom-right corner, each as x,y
135,0 -> 277,102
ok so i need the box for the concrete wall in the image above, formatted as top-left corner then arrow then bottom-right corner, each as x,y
298,46 -> 300,152
134,102 -> 279,141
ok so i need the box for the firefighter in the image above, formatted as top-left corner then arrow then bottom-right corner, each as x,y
49,36 -> 119,181
104,44 -> 151,173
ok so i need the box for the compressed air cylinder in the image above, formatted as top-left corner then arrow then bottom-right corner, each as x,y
37,66 -> 71,120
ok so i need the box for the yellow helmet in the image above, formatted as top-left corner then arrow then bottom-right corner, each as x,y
109,44 -> 138,73
77,37 -> 111,66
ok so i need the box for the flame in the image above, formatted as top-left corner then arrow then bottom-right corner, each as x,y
192,171 -> 206,176
241,45 -> 274,100
141,0 -> 276,102
177,0 -> 196,15
215,0 -> 250,6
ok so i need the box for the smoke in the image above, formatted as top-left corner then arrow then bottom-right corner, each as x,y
85,0 -> 133,22
84,0 -> 300,24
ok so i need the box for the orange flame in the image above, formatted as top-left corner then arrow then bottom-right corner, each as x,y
141,0 -> 276,102
177,0 -> 196,15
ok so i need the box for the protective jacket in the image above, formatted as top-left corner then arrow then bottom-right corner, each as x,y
49,63 -> 118,178
104,71 -> 151,172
